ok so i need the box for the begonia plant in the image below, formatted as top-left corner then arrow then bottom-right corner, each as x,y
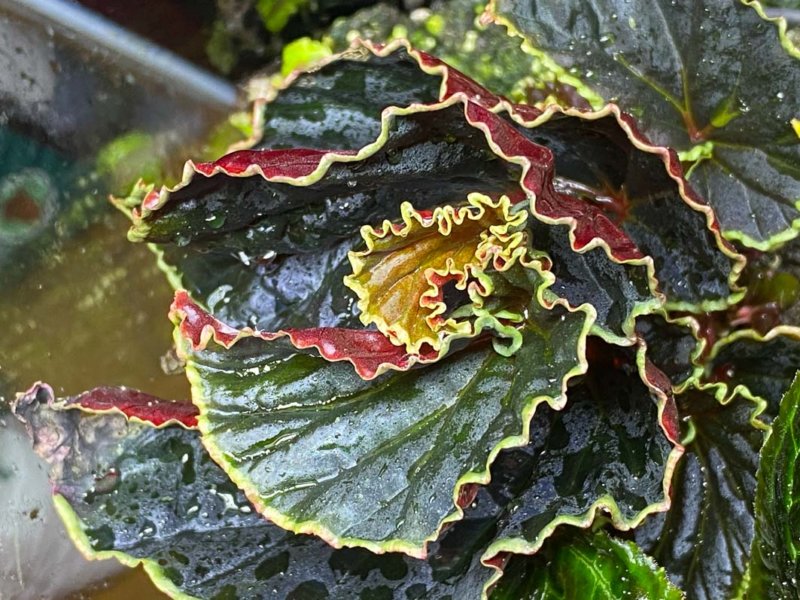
11,1 -> 800,598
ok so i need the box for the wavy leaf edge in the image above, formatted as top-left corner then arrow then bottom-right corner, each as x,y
13,382 -> 198,430
123,39 -> 744,322
483,0 -> 800,253
478,353 -> 684,566
343,192 -> 531,355
702,324 -> 800,406
637,311 -> 708,395
12,383 -> 518,600
172,265 -> 600,558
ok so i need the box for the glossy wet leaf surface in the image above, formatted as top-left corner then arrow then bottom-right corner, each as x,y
528,216 -> 656,342
491,0 -> 800,247
123,48 -> 533,333
129,44 -> 741,345
143,97 -> 522,329
158,235 -> 361,330
485,343 -> 678,557
138,103 -> 520,248
68,31 -> 798,600
516,112 -> 740,309
635,388 -> 768,600
492,528 -> 682,600
748,374 -> 800,599
182,270 -> 589,554
636,314 -> 701,389
255,50 -> 440,150
12,378 -> 681,600
705,329 -> 800,418
12,385 -> 497,600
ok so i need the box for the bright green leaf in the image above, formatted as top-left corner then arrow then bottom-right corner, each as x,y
748,373 -> 800,599
491,528 -> 683,600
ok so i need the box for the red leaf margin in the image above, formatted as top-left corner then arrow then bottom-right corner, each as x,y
133,40 -> 641,262
170,289 -> 440,380
13,382 -> 198,429
126,39 -> 743,313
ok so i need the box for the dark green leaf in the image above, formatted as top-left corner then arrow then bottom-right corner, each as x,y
491,528 -> 682,600
125,48 -> 529,331
15,374 -> 680,600
131,44 -> 740,335
491,0 -> 800,248
635,387 -> 769,599
704,327 -> 800,418
636,313 -> 703,390
484,342 -> 680,558
736,237 -> 800,333
134,83 -> 518,248
257,48 -> 440,150
12,384 -> 497,600
516,111 -> 742,310
156,235 -> 361,330
748,373 -> 800,599
528,216 -> 658,343
180,267 -> 591,556
142,98 -> 522,329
